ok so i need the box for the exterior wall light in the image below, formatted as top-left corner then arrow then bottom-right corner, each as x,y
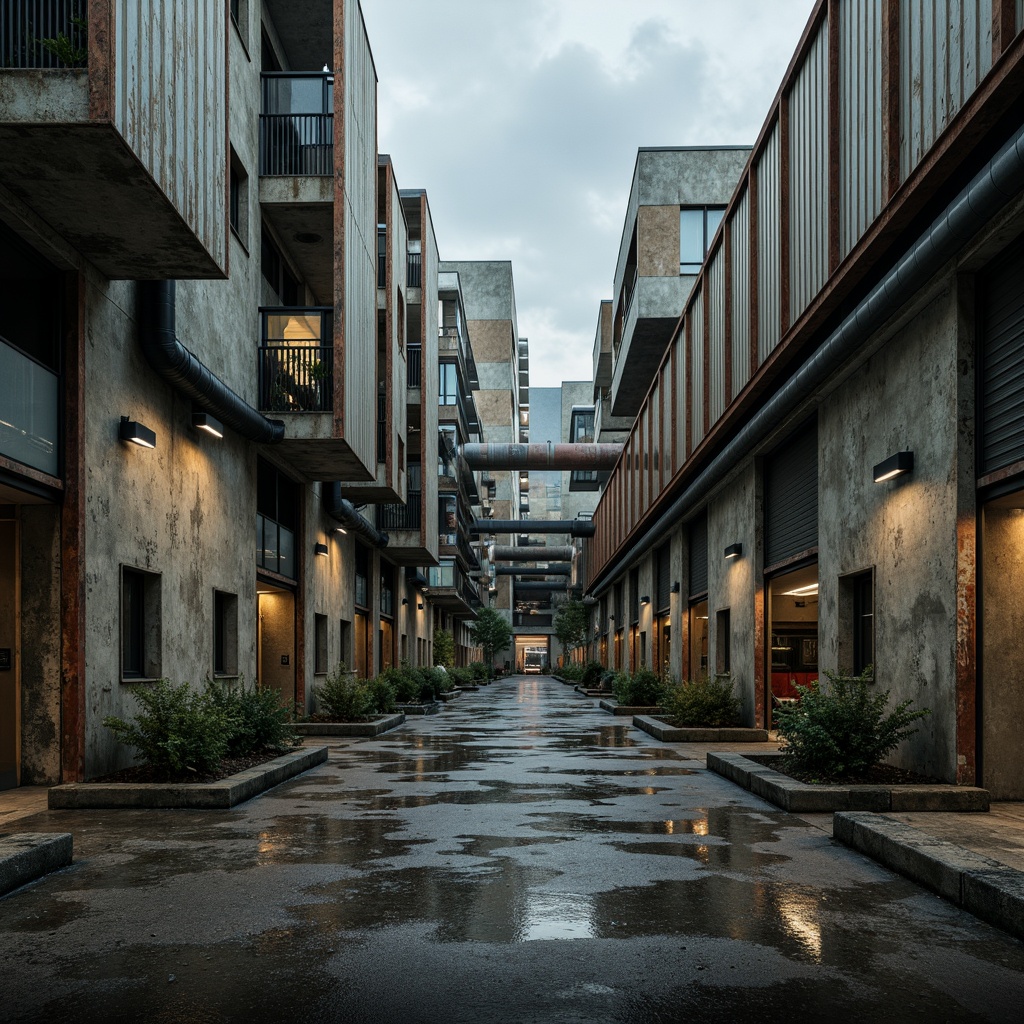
670,581 -> 680,594
334,526 -> 348,535
401,598 -> 409,605
314,542 -> 329,557
418,602 -> 424,610
724,543 -> 743,559
118,416 -> 156,448
640,595 -> 650,605
873,451 -> 914,482
191,412 -> 224,438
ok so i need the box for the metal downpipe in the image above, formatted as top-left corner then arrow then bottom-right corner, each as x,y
324,483 -> 389,549
138,281 -> 285,443
589,121 -> 1024,596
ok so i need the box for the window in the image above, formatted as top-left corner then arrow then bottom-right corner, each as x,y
355,545 -> 369,609
380,563 -> 395,618
840,569 -> 875,677
261,226 -> 299,304
377,224 -> 387,288
229,152 -> 248,245
122,566 -> 161,680
715,608 -> 731,675
680,206 -> 726,274
256,458 -> 298,578
438,425 -> 457,476
213,590 -> 238,677
439,362 -> 459,405
689,600 -> 709,680
340,619 -> 352,668
314,613 -> 328,674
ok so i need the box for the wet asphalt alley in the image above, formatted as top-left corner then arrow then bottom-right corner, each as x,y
2,675 -> 1024,1023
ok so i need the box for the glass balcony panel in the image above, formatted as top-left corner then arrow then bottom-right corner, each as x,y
0,337 -> 59,476
278,526 -> 295,579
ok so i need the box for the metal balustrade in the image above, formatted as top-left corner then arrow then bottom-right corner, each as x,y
407,345 -> 421,388
1,0 -> 86,69
259,73 -> 333,176
376,492 -> 421,531
257,307 -> 333,412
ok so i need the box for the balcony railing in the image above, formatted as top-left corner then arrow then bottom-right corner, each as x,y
376,491 -> 421,531
376,392 -> 386,464
0,335 -> 58,476
258,308 -> 333,413
407,345 -> 421,388
407,252 -> 422,288
1,0 -> 86,69
259,73 -> 334,176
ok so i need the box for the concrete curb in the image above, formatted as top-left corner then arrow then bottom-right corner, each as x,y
47,746 -> 329,810
437,689 -> 462,702
296,714 -> 405,737
834,811 -> 1024,941
395,702 -> 441,716
598,700 -> 661,717
707,751 -> 990,813
633,716 -> 769,742
0,833 -> 73,898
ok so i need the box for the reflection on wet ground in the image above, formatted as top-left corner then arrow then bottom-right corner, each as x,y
2,675 -> 1024,1022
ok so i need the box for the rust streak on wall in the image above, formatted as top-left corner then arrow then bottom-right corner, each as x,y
748,165 -> 759,379
992,0 -> 1016,64
881,0 -> 901,202
87,0 -> 113,123
60,272 -> 85,783
703,284 -> 711,436
827,0 -> 841,274
956,510 -> 977,786
724,220 -> 733,406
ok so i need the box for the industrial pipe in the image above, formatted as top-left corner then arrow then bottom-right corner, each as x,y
471,519 -> 596,537
324,483 -> 389,549
460,442 -> 621,471
495,564 -> 572,576
139,281 -> 284,444
514,581 -> 569,592
489,545 -> 575,562
589,121 -> 1024,595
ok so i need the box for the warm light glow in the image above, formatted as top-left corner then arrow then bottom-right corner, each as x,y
782,584 -> 819,597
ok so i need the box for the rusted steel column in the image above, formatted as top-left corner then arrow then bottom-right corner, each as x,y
460,443 -> 622,471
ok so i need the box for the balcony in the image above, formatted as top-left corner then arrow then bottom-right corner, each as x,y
425,563 -> 480,618
407,345 -> 422,389
260,74 -> 333,177
0,0 -> 228,277
407,252 -> 422,288
258,308 -> 333,413
376,492 -> 422,531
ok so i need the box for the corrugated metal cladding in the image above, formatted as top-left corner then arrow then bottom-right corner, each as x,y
690,293 -> 705,447
757,122 -> 781,360
688,514 -> 708,599
674,337 -> 687,463
656,541 -> 672,612
839,0 -> 884,259
980,244 -> 1024,475
707,248 -> 727,423
1019,0 -> 1024,31
344,0 -> 379,470
652,372 -> 663,487
730,190 -> 751,398
115,0 -> 227,270
765,417 -> 819,567
789,19 -> 830,324
900,0 -> 993,177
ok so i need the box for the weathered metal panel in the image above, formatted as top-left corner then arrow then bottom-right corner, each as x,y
707,247 -> 726,424
1019,0 -> 1024,33
343,0 -> 378,469
690,290 -> 705,448
840,0 -> 884,258
114,0 -> 227,270
789,18 -> 830,324
650,373 -> 661,492
421,198 -> 440,560
900,0 -> 993,177
757,121 -> 781,360
730,190 -> 751,398
674,334 -> 687,465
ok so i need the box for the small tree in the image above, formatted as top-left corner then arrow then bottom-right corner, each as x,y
469,608 -> 514,676
433,627 -> 455,668
553,598 -> 588,661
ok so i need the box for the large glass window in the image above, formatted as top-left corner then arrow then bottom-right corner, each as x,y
122,566 -> 161,680
213,590 -> 238,677
256,458 -> 298,578
439,362 -> 459,405
680,206 -> 726,274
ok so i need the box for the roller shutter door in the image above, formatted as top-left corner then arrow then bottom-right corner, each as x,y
765,419 -> 818,567
656,542 -> 672,612
688,515 -> 708,598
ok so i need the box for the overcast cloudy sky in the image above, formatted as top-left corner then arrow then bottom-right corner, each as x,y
361,0 -> 816,388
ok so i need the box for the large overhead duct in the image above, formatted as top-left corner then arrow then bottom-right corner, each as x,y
470,519 -> 596,537
324,483 -> 389,549
589,121 -> 1024,595
514,581 -> 569,592
460,442 -> 621,471
495,564 -> 572,576
489,545 -> 575,562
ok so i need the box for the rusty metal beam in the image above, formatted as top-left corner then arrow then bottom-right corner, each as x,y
460,443 -> 622,471
489,546 -> 575,562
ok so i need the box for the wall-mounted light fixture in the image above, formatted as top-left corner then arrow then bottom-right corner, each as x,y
401,598 -> 409,606
640,595 -> 650,605
873,450 -> 914,483
314,542 -> 329,557
334,526 -> 348,535
118,416 -> 156,449
418,602 -> 424,610
191,412 -> 224,438
670,581 -> 680,594
724,543 -> 743,559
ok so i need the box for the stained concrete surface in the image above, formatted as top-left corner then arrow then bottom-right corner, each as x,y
2,676 -> 1024,1023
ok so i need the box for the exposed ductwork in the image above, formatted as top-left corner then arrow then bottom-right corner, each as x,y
495,564 -> 572,576
589,121 -> 1024,595
138,281 -> 284,444
460,443 -> 621,471
489,545 -> 575,562
514,581 -> 569,592
324,483 -> 389,549
470,519 -> 596,537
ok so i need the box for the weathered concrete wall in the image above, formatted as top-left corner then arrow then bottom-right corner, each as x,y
818,282 -> 963,781
708,464 -> 758,725
638,206 -> 680,278
470,320 -> 517,376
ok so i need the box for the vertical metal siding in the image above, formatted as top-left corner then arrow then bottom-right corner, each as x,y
690,292 -> 705,448
707,247 -> 726,424
765,419 -> 819,566
651,373 -> 662,491
344,0 -> 379,469
730,190 -> 751,398
900,0 -> 993,176
981,245 -> 1024,474
422,203 -> 440,558
114,1 -> 226,270
675,334 -> 687,463
840,0 -> 884,258
789,19 -> 830,324
757,122 -> 781,360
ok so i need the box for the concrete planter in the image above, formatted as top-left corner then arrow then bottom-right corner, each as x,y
437,689 -> 462,702
708,751 -> 990,813
633,716 -> 769,742
598,699 -> 660,717
395,701 -> 442,716
0,833 -> 73,897
47,746 -> 329,810
296,714 -> 405,737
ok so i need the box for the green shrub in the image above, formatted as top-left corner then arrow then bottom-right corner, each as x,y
557,662 -> 584,681
613,668 -> 666,707
447,666 -> 473,688
469,661 -> 489,681
661,675 -> 741,727
774,669 -> 930,779
205,678 -> 297,754
382,665 -> 421,704
581,661 -> 604,688
365,675 -> 397,715
104,679 -> 230,776
313,667 -> 374,721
